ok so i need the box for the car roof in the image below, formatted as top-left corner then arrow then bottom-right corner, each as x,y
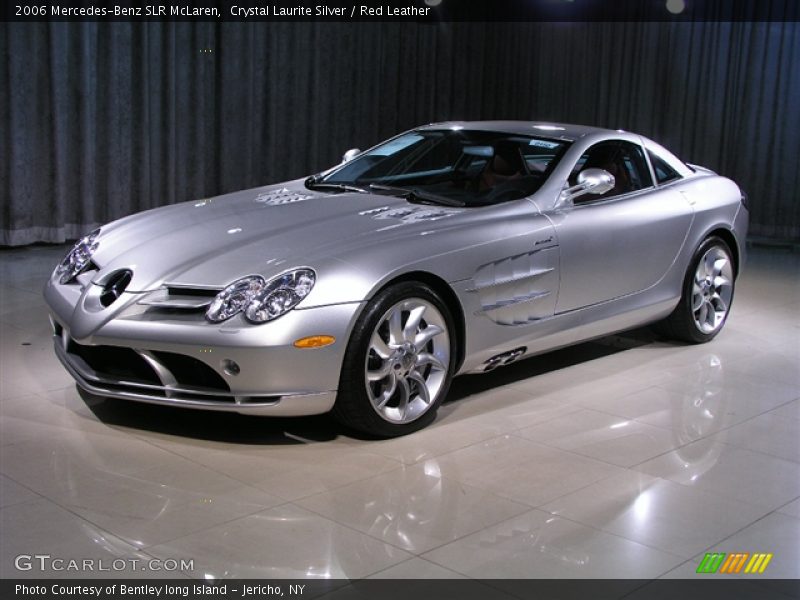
416,120 -> 618,142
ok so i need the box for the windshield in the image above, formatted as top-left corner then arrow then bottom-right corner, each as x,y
318,129 -> 570,207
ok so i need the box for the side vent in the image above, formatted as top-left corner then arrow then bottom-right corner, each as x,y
482,347 -> 527,372
469,248 -> 559,325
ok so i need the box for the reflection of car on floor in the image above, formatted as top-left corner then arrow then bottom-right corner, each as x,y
44,121 -> 748,436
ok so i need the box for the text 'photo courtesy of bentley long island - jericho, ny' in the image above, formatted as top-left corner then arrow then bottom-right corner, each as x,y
44,121 -> 749,437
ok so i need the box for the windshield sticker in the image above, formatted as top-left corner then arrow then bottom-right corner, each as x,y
255,187 -> 315,206
359,205 -> 461,224
370,134 -> 425,156
529,139 -> 561,149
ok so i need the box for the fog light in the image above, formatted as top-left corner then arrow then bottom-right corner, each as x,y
293,335 -> 336,349
222,359 -> 240,376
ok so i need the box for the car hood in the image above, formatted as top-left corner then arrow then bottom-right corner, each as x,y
90,181 -> 467,292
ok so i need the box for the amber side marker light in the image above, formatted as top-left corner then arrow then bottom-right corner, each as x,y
293,335 -> 336,349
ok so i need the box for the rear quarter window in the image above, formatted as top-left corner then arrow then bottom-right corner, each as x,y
648,150 -> 682,184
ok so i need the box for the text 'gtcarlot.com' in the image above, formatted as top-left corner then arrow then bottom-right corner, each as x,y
14,554 -> 193,572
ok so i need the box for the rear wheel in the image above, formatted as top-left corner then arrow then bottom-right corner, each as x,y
333,282 -> 454,437
656,236 -> 735,343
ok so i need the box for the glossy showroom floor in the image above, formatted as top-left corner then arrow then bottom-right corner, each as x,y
0,244 -> 798,581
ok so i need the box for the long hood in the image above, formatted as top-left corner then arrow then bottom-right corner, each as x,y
91,181 -> 467,291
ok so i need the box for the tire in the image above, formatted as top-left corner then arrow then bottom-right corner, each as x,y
655,236 -> 736,344
332,281 -> 455,437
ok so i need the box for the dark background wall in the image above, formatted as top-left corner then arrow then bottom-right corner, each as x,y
2,21 -> 798,245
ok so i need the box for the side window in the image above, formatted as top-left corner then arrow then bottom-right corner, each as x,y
522,139 -> 564,174
647,150 -> 682,184
571,140 -> 653,201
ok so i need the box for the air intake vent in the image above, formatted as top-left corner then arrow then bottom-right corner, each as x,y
67,340 -> 161,385
166,286 -> 218,298
151,351 -> 230,391
138,285 -> 220,310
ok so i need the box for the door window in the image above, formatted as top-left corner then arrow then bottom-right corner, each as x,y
571,141 -> 653,201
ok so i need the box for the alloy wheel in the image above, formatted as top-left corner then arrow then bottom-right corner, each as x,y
364,298 -> 450,424
691,245 -> 734,334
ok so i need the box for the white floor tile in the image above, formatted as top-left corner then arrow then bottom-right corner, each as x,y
635,440 -> 800,510
776,497 -> 800,518
366,557 -> 467,579
430,435 -> 626,507
541,471 -> 769,558
297,463 -> 530,553
0,498 -> 153,579
147,504 -> 412,579
711,410 -> 800,462
0,474 -> 39,508
514,408 -> 683,468
422,509 -> 683,578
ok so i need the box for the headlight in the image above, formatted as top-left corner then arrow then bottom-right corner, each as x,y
205,276 -> 266,323
244,269 -> 316,323
205,268 -> 316,324
55,229 -> 100,284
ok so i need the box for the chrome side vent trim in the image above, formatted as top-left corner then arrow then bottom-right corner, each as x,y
475,291 -> 552,315
471,248 -> 559,325
466,267 -> 554,293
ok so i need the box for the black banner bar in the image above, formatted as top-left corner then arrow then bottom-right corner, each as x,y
5,579 -> 800,600
3,0 -> 800,23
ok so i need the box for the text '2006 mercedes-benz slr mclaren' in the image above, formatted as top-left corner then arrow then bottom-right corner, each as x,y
45,121 -> 748,436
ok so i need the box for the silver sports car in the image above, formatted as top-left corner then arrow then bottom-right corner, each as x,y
45,121 -> 748,436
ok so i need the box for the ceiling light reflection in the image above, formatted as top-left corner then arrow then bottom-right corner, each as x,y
666,0 -> 686,15
633,491 -> 651,522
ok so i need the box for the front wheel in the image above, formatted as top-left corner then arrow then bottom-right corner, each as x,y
656,236 -> 736,344
333,282 -> 455,437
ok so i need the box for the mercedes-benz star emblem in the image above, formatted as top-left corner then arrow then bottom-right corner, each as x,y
100,269 -> 133,307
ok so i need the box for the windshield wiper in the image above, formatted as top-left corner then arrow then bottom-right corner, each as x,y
369,184 -> 465,207
304,176 -> 367,194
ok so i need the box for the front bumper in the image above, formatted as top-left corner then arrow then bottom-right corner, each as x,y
46,278 -> 364,416
52,333 -> 337,415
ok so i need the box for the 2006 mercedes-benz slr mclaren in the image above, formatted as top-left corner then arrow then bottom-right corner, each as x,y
45,121 -> 748,436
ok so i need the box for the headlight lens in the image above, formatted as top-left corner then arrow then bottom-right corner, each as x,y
205,268 -> 316,324
55,229 -> 100,284
205,276 -> 266,323
245,269 -> 316,323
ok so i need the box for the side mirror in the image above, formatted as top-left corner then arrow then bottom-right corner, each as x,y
342,148 -> 361,163
562,168 -> 615,202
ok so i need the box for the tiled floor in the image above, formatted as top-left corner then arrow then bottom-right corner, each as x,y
0,243 -> 797,580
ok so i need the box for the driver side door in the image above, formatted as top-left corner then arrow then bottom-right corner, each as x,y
552,139 -> 694,313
